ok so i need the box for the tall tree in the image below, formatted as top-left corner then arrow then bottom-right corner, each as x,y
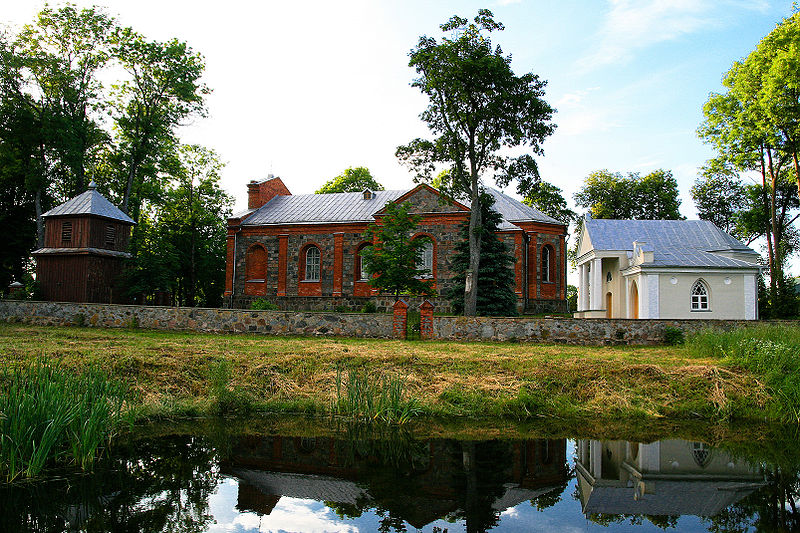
396,10 -> 554,316
691,162 -> 748,238
361,201 -> 435,301
447,193 -> 517,316
316,166 -> 384,194
109,28 -> 208,219
574,169 -> 683,220
523,180 -> 577,230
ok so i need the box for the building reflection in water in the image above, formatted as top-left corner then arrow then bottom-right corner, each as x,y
575,439 -> 765,518
220,434 -> 569,531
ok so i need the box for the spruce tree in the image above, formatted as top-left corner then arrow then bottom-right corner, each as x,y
448,193 -> 518,316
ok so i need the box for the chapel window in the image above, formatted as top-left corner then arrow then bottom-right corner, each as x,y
691,280 -> 709,311
305,246 -> 321,281
356,244 -> 371,281
542,245 -> 555,282
105,224 -> 116,248
61,221 -> 72,243
245,245 -> 267,281
416,238 -> 434,278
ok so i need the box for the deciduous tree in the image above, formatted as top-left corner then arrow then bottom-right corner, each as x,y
316,166 -> 384,194
574,169 -> 683,220
361,201 -> 435,301
396,10 -> 554,316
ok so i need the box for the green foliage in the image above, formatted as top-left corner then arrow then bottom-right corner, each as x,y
361,201 -> 435,300
396,9 -> 554,315
333,368 -> 421,424
361,301 -> 377,313
447,193 -> 518,316
574,169 -> 684,220
208,360 -> 253,416
73,313 -> 86,327
690,162 -> 748,237
123,145 -> 232,307
316,167 -> 384,194
406,310 -> 421,340
0,362 -> 126,481
758,273 -> 800,319
566,284 -> 578,313
524,180 -> 577,228
251,298 -> 279,311
662,326 -> 685,346
687,325 -> 800,422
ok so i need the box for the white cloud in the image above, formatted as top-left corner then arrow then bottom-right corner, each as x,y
578,0 -> 769,70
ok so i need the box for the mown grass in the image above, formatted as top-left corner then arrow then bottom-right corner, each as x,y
0,322 -> 792,425
0,361 -> 127,481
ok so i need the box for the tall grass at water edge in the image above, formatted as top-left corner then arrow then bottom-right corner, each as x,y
687,324 -> 800,422
0,362 -> 127,482
334,368 -> 421,424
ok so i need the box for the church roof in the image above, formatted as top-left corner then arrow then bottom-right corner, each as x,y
42,182 -> 135,224
241,185 -> 562,230
584,219 -> 760,268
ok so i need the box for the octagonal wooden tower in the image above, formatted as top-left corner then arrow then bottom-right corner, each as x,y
33,181 -> 135,303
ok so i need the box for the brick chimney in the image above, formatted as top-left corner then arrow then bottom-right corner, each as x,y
247,175 -> 291,209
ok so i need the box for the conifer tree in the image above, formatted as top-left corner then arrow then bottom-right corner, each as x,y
447,193 -> 517,316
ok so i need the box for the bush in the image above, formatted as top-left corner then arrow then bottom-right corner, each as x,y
334,305 -> 349,313
663,326 -> 685,345
251,298 -> 279,311
361,301 -> 377,313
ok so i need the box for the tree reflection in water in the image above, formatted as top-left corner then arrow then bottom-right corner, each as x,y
1,423 -> 799,532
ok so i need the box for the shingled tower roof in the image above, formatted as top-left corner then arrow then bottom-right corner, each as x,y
42,181 -> 135,225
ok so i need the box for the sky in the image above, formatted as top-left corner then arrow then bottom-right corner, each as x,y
3,0 -> 796,267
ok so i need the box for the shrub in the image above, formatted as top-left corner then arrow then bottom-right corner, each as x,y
251,298 -> 279,311
334,305 -> 349,313
663,326 -> 685,345
361,301 -> 377,313
73,313 -> 86,327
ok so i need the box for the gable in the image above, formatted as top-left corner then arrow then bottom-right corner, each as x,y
576,222 -> 594,258
378,184 -> 468,215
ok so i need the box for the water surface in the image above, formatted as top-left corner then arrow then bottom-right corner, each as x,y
3,422 -> 798,532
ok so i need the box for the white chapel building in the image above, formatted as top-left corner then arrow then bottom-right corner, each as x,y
574,217 -> 762,320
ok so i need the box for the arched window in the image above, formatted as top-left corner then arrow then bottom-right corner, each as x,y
245,245 -> 267,281
416,238 -> 434,278
542,245 -> 555,282
304,245 -> 321,281
355,243 -> 371,281
691,280 -> 709,311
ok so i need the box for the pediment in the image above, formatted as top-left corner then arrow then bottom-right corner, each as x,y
373,184 -> 468,216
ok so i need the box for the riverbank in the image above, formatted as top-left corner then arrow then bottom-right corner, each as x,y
1,322 -> 796,424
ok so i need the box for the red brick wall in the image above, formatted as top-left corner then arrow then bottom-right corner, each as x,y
248,177 -> 291,209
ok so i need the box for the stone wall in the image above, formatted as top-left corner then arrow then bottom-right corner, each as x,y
0,300 -> 394,338
0,300 -> 777,345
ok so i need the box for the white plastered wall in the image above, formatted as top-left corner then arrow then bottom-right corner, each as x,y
657,272 -> 757,320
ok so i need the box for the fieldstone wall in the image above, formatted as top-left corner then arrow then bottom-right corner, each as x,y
0,300 -> 781,345
0,300 -> 394,338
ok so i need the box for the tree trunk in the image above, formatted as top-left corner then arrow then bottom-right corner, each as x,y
464,183 -> 482,316
793,150 -> 800,207
35,187 -> 44,248
188,178 -> 196,307
767,148 -> 782,297
760,150 -> 777,301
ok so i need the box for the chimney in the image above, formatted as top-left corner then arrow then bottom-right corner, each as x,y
248,177 -> 291,209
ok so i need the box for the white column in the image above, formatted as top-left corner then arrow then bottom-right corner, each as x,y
639,274 -> 648,318
590,258 -> 603,310
578,263 -> 588,311
591,440 -> 603,478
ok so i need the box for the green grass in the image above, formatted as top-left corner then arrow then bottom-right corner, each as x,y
687,324 -> 800,423
0,362 -> 127,481
0,322 -> 797,425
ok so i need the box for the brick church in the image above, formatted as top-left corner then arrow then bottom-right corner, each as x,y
224,177 -> 567,314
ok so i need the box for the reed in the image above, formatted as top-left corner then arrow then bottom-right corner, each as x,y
0,362 -> 127,481
333,368 -> 421,424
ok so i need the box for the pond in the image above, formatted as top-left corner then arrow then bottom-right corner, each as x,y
2,420 -> 798,532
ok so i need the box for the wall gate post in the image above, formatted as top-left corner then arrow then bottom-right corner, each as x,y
392,299 -> 408,339
420,300 -> 434,339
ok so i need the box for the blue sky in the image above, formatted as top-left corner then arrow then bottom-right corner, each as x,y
3,0 -> 795,265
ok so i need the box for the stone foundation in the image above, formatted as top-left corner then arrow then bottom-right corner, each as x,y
0,300 -> 781,345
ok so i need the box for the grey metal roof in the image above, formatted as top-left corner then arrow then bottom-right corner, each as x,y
485,188 -> 564,227
242,186 -> 562,230
243,189 -> 406,225
585,219 -> 760,268
42,183 -> 134,224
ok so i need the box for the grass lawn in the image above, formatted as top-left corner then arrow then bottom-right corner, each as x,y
2,321 -> 787,424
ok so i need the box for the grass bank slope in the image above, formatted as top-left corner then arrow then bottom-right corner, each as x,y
0,323 -> 786,423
